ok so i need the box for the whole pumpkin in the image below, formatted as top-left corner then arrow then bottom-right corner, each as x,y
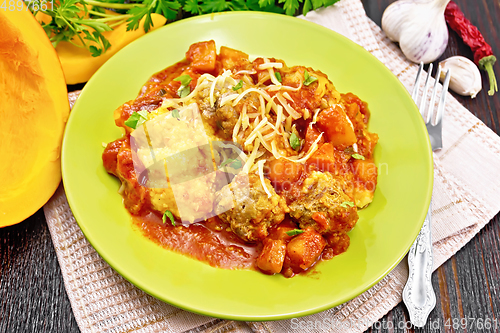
0,6 -> 69,227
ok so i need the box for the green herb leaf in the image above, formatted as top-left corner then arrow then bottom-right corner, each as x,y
232,80 -> 244,91
174,74 -> 193,86
340,201 -> 355,208
286,229 -> 305,236
275,71 -> 282,83
171,109 -> 180,119
303,69 -> 318,86
279,0 -> 300,15
124,110 -> 148,129
351,153 -> 365,160
174,74 -> 192,97
220,158 -> 242,169
177,86 -> 190,98
162,210 -> 176,226
289,132 -> 300,150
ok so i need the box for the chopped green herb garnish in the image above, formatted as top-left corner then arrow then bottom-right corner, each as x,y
162,210 -> 176,226
174,74 -> 192,86
124,110 -> 148,129
232,80 -> 244,91
286,229 -> 305,236
289,132 -> 300,150
171,109 -> 180,119
174,75 -> 192,98
275,72 -> 282,83
351,153 -> 365,160
220,158 -> 242,169
159,88 -> 167,96
340,201 -> 355,208
303,70 -> 318,86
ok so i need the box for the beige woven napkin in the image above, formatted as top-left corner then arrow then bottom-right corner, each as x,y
44,1 -> 500,332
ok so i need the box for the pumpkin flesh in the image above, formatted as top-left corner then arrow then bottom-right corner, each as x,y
0,8 -> 69,227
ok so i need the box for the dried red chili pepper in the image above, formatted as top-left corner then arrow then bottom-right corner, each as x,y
445,1 -> 498,96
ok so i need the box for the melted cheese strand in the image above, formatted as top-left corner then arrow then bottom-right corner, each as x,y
259,94 -> 266,118
219,93 -> 239,107
235,69 -> 257,75
276,93 -> 301,119
258,62 -> 283,70
256,131 -> 273,153
274,105 -> 284,135
243,138 -> 261,173
244,117 -> 268,146
257,159 -> 272,198
232,88 -> 271,107
282,92 -> 294,103
232,104 -> 244,142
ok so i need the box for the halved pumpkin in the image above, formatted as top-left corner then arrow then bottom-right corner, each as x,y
0,7 -> 69,227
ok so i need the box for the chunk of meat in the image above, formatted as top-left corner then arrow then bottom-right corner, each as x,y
214,174 -> 289,242
289,171 -> 358,234
214,91 -> 260,139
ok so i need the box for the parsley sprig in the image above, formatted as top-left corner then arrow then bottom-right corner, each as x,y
31,0 -> 340,57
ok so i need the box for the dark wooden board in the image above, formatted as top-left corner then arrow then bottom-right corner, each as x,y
1,1 -> 499,332
362,0 -> 500,331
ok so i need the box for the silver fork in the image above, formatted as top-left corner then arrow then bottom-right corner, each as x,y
402,63 -> 451,327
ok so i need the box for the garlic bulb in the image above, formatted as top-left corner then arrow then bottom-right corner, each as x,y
439,56 -> 482,98
382,0 -> 450,64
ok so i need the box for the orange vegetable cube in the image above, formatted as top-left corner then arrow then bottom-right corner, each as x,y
186,40 -> 217,72
316,105 -> 357,149
286,230 -> 326,271
257,239 -> 286,274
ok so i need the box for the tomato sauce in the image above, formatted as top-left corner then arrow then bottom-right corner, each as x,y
132,213 -> 260,270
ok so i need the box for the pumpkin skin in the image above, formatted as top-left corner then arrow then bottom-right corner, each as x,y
0,7 -> 69,227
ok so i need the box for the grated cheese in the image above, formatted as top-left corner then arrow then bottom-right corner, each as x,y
257,160 -> 272,198
243,138 -> 261,173
244,118 -> 268,146
258,62 -> 283,70
276,93 -> 301,119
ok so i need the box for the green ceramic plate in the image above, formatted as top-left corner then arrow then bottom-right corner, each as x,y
62,12 -> 433,321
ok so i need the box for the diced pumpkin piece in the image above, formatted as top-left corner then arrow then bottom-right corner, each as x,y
0,7 -> 70,227
286,229 -> 326,271
306,143 -> 335,173
351,159 -> 378,208
302,124 -> 325,153
316,105 -> 357,148
219,46 -> 250,70
267,219 -> 298,241
186,40 -> 217,72
256,239 -> 287,274
324,232 -> 350,256
267,158 -> 303,190
351,159 -> 378,189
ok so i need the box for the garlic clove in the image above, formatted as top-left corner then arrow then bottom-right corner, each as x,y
439,56 -> 482,98
382,0 -> 450,64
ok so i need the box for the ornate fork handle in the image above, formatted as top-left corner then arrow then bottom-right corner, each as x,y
402,203 -> 436,327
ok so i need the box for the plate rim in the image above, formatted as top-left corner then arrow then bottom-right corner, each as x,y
62,11 -> 433,321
